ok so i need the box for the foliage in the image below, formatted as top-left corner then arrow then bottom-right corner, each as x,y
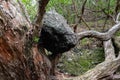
59,48 -> 104,76
20,0 -> 117,24
47,0 -> 117,24
21,0 -> 37,20
33,36 -> 39,42
47,0 -> 74,23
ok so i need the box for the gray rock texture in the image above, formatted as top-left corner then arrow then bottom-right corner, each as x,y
38,10 -> 78,54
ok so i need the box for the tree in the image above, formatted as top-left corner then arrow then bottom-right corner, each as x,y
0,0 -> 50,80
0,0 -> 120,80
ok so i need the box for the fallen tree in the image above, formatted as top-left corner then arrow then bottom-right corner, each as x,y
0,0 -> 120,80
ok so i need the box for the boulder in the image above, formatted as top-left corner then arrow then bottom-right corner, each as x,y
38,10 -> 78,54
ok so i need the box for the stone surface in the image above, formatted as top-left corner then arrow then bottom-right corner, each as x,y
39,10 -> 78,54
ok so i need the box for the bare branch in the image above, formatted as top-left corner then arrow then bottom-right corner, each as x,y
34,0 -> 50,27
72,0 -> 79,17
81,0 -> 87,16
102,0 -> 110,30
80,0 -> 91,30
103,39 -> 115,61
116,12 -> 120,23
72,0 -> 90,30
115,0 -> 120,18
77,22 -> 120,40
79,16 -> 91,30
24,0 -> 50,42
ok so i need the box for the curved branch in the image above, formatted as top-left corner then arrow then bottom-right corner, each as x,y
77,23 -> 120,40
34,0 -> 50,27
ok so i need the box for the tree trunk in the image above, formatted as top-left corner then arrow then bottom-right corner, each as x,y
1,0 -> 120,80
0,0 -> 50,80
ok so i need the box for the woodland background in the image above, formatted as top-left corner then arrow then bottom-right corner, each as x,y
0,0 -> 120,80
21,0 -> 120,79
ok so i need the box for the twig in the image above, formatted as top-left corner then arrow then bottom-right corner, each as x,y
92,1 -> 116,24
115,0 -> 120,18
72,0 -> 90,30
80,0 -> 91,30
102,0 -> 110,30
102,9 -> 115,23
81,0 -> 87,16
79,15 -> 91,30
72,0 -> 79,17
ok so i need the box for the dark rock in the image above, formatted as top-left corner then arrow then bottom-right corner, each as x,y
38,10 -> 78,54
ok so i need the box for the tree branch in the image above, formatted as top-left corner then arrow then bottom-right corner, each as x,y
77,22 -> 120,40
72,0 -> 90,30
34,0 -> 50,27
103,39 -> 115,61
116,12 -> 120,23
24,0 -> 50,43
23,0 -> 50,60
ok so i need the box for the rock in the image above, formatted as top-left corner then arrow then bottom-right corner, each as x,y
38,10 -> 78,54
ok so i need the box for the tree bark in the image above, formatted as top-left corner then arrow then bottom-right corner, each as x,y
0,0 -> 50,80
1,0 -> 120,80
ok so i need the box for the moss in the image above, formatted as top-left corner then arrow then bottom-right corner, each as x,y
33,37 -> 39,42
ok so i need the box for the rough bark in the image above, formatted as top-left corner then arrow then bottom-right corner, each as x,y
0,0 -> 50,80
1,0 -> 120,80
